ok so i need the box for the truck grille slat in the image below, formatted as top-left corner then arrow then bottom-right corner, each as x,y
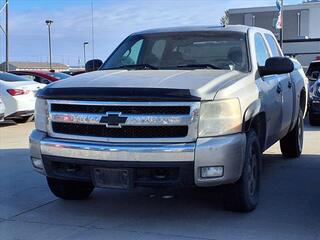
51,104 -> 190,115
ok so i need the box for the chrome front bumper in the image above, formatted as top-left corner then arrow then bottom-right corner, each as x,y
29,130 -> 246,187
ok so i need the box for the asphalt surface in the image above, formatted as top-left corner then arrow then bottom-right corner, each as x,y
0,121 -> 319,240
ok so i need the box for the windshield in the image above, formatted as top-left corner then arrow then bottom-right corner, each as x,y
306,62 -> 320,79
0,72 -> 32,82
47,72 -> 70,80
102,31 -> 249,72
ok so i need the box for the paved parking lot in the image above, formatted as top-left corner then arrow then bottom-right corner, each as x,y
0,121 -> 320,240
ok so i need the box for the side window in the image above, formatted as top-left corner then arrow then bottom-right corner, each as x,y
36,77 -> 51,84
265,34 -> 282,57
24,75 -> 50,84
254,33 -> 270,66
121,39 -> 143,65
21,75 -> 36,81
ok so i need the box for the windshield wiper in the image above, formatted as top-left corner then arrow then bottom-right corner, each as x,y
177,64 -> 221,70
108,64 -> 159,70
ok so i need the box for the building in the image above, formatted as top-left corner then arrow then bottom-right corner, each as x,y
0,61 -> 69,72
228,1 -> 320,67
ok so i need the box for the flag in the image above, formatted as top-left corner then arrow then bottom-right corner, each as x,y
276,0 -> 282,11
275,0 -> 282,29
276,12 -> 282,29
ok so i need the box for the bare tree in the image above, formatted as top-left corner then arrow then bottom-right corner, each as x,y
220,10 -> 230,26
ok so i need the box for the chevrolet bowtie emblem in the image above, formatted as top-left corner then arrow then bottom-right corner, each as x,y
100,112 -> 128,128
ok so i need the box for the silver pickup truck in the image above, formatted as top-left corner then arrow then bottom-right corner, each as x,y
30,25 -> 308,212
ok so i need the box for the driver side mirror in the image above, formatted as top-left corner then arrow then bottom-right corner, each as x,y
85,59 -> 103,72
259,57 -> 294,77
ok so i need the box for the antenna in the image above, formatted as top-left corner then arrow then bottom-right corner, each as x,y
91,0 -> 95,59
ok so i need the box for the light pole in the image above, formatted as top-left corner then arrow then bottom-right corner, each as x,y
45,20 -> 53,70
5,0 -> 9,72
83,41 -> 89,67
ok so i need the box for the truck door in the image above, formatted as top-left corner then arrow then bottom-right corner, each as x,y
254,33 -> 283,146
277,74 -> 294,136
264,34 -> 294,137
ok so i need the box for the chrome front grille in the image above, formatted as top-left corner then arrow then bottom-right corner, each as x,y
47,100 -> 200,143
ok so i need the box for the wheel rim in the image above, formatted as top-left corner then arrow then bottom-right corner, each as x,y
298,115 -> 303,152
247,149 -> 258,197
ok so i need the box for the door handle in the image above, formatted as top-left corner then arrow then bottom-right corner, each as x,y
288,81 -> 292,89
277,84 -> 282,94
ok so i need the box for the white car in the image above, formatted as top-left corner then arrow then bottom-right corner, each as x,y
0,72 -> 46,123
0,95 -> 5,122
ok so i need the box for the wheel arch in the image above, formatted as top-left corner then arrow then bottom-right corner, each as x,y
300,87 -> 307,114
243,101 -> 267,152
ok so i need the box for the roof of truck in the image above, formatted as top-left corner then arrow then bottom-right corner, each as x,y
133,25 -> 264,35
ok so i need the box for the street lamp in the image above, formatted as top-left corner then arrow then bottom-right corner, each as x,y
83,41 -> 89,67
45,20 -> 53,70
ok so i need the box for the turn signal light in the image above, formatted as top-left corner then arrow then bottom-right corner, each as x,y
7,89 -> 30,96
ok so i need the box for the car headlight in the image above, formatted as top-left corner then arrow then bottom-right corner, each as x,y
35,98 -> 48,132
313,82 -> 320,97
198,98 -> 242,137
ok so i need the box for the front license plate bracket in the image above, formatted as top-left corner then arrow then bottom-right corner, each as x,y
92,168 -> 133,189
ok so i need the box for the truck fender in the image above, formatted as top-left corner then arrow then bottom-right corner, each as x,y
242,100 -> 262,132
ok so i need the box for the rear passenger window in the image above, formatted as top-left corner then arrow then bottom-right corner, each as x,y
254,33 -> 270,66
265,34 -> 282,57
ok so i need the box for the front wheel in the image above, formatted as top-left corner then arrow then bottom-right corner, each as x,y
223,130 -> 261,212
280,110 -> 304,158
47,177 -> 94,200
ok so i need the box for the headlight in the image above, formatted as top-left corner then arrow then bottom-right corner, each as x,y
35,98 -> 47,132
313,83 -> 320,97
198,98 -> 242,137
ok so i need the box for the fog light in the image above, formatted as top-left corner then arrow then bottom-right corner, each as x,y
200,166 -> 223,178
31,157 -> 44,170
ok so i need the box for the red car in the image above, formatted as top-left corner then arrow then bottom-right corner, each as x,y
10,71 -> 70,84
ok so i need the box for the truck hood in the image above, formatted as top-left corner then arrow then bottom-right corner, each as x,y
47,69 -> 247,100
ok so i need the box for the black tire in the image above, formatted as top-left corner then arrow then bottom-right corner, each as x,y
309,112 -> 320,126
13,116 -> 32,124
223,130 -> 261,212
47,177 -> 94,200
280,110 -> 304,158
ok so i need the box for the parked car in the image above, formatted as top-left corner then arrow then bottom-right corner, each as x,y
0,95 -> 5,122
309,76 -> 320,125
62,70 -> 85,76
10,70 -> 69,84
306,60 -> 320,88
0,72 -> 46,123
30,25 -> 308,212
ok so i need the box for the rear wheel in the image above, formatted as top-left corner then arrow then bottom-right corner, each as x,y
47,177 -> 94,200
13,116 -> 32,124
223,130 -> 261,212
280,110 -> 304,158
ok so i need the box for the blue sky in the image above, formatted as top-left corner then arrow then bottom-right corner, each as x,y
0,0 -> 301,66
